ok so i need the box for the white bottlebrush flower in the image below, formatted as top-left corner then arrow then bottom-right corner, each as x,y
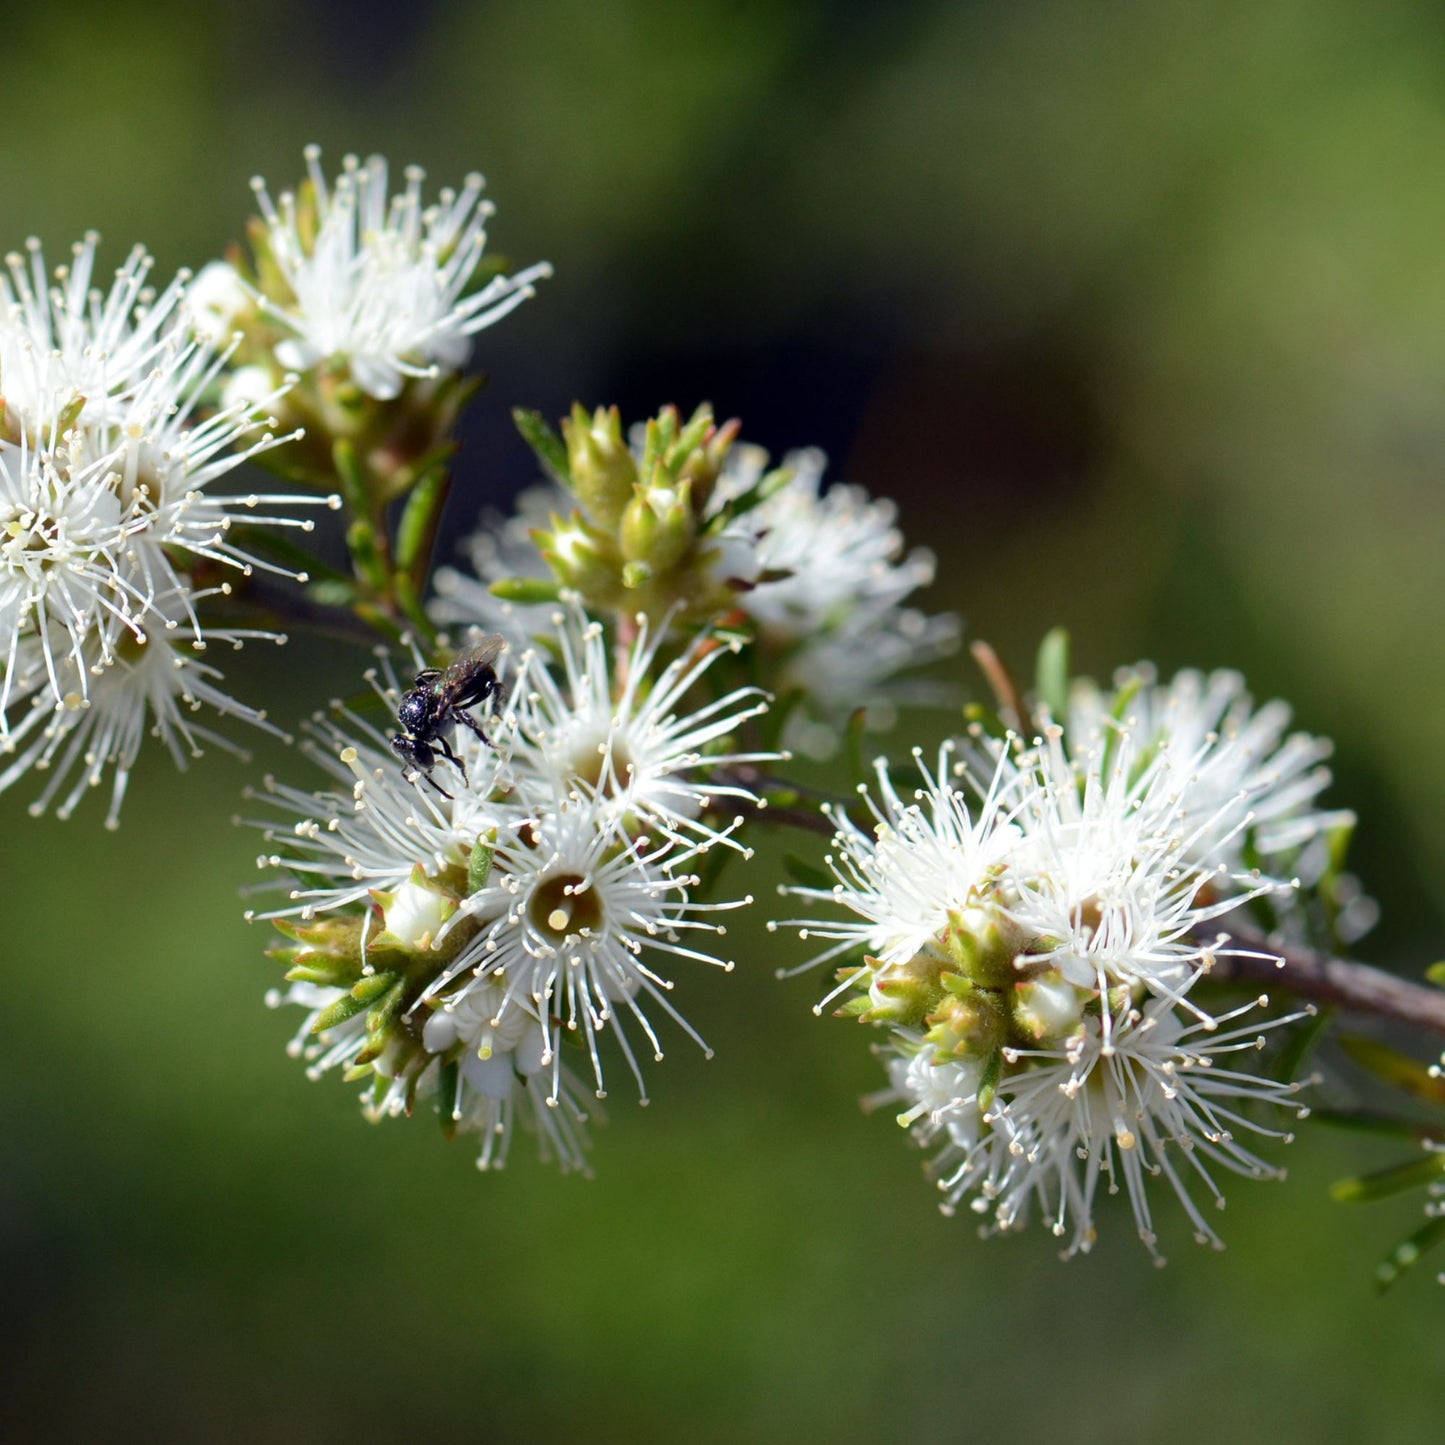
506,598 -> 773,850
876,991 -> 1309,1262
1002,723 -> 1293,1016
720,448 -> 960,748
0,235 -> 334,726
248,145 -> 551,399
0,420 -> 151,717
0,586 -> 285,828
1066,664 -> 1358,888
255,635 -> 755,1153
0,234 -> 191,430
425,785 -> 748,1102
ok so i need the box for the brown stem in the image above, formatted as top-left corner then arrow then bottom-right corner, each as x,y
1209,930 -> 1445,1036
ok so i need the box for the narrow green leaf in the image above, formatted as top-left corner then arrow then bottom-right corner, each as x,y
1035,627 -> 1070,721
468,832 -> 497,896
512,407 -> 571,484
350,971 -> 399,1004
283,962 -> 353,987
1338,1036 -> 1445,1104
365,979 -> 408,1036
1273,1003 -> 1331,1084
1375,1212 -> 1445,1292
346,519 -> 388,592
1331,1150 -> 1445,1203
311,992 -> 369,1034
331,439 -> 370,516
437,1058 -> 459,1140
396,468 -> 450,578
977,1048 -> 1003,1114
489,577 -> 562,605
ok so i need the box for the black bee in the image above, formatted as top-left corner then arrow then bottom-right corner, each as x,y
391,633 -> 507,797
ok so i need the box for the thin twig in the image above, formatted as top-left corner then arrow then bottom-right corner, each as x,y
1208,931 -> 1445,1037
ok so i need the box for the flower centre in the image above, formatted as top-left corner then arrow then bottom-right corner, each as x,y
529,872 -> 605,941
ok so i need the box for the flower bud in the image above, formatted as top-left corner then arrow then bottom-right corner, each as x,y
620,472 -> 696,574
563,403 -> 636,529
925,984 -> 1006,1061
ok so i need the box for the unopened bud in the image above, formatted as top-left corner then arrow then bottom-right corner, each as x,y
563,403 -> 636,529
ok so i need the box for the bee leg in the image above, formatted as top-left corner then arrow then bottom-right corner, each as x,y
457,710 -> 496,749
417,768 -> 455,801
436,732 -> 470,785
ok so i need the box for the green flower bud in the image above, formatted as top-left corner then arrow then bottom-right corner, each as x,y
563,403 -> 637,529
925,985 -> 1007,1061
620,472 -> 696,574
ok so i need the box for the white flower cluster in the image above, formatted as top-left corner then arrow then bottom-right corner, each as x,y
255,601 -> 769,1172
203,145 -> 550,402
774,669 -> 1343,1259
0,232 -> 332,827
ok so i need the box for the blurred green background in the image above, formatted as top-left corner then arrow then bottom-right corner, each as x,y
6,1 -> 1445,1440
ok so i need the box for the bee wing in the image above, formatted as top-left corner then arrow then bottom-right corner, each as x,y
451,632 -> 506,674
438,632 -> 508,701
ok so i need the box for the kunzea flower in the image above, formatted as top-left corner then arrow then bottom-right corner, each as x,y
253,666 -> 581,1170
254,648 -> 750,1162
246,145 -> 551,400
0,233 -> 192,432
0,585 -> 285,828
873,990 -> 1310,1262
719,448 -> 960,754
0,239 -> 333,727
505,599 -> 774,851
998,722 -> 1294,1022
421,784 -> 749,1104
1064,664 -> 1373,939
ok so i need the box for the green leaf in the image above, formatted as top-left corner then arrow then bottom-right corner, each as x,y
1338,1036 -> 1445,1104
488,576 -> 562,605
1426,961 -> 1445,988
437,1058 -> 459,1140
1034,627 -> 1070,721
365,978 -> 408,1036
977,1048 -> 1003,1114
346,519 -> 388,592
396,468 -> 450,579
512,407 -> 571,484
1374,1212 -> 1445,1292
350,971 -> 399,1004
331,439 -> 370,516
311,992 -> 369,1034
1330,1150 -> 1445,1203
468,832 -> 497,896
